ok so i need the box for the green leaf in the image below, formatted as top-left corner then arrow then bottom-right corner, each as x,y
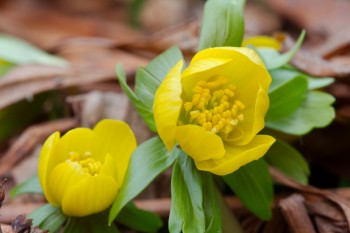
109,137 -> 179,224
28,204 -> 67,233
63,218 -> 86,233
265,139 -> 310,184
266,91 -> 335,135
0,60 -> 15,76
266,72 -> 308,121
198,0 -> 245,50
169,152 -> 222,233
116,64 -> 155,131
169,152 -> 205,233
10,174 -> 43,198
64,213 -> 120,233
307,76 -> 334,90
117,202 -> 163,233
257,30 -> 306,70
135,47 -> 183,126
0,33 -> 68,67
202,173 -> 222,233
169,153 -> 205,233
223,159 -> 273,220
116,47 -> 183,132
271,67 -> 334,90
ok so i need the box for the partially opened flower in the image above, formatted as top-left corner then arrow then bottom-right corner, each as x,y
38,120 -> 136,217
153,47 -> 275,175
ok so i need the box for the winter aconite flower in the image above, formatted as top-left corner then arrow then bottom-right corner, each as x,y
38,120 -> 136,217
153,47 -> 275,175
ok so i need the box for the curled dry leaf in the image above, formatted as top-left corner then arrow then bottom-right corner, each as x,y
11,215 -> 32,233
0,0 -> 141,50
120,19 -> 200,57
270,166 -> 350,231
279,194 -> 316,233
267,0 -> 350,57
11,215 -> 48,233
0,47 -> 148,110
280,32 -> 350,78
0,119 -> 78,176
67,91 -> 129,127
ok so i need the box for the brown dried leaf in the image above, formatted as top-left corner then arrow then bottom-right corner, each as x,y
0,119 -> 78,176
121,19 -> 200,57
0,203 -> 41,225
267,0 -> 350,57
0,1 -> 141,50
262,208 -> 289,233
280,33 -> 350,78
290,50 -> 350,78
0,48 -> 147,109
270,166 -> 350,231
67,91 -> 129,127
11,215 -> 31,233
314,216 -> 349,233
305,200 -> 345,222
279,194 -> 316,233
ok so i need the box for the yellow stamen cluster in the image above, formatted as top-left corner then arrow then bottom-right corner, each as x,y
69,152 -> 101,176
183,76 -> 245,137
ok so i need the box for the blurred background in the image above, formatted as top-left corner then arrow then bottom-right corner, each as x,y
1,0 -> 350,232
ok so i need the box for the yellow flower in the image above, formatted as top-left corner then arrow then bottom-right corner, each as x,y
242,36 -> 282,50
38,120 -> 136,217
153,47 -> 275,175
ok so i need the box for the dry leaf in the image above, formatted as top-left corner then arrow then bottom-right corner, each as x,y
0,119 -> 78,176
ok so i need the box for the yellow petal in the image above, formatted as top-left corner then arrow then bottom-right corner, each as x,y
175,125 -> 225,161
53,128 -> 94,166
182,48 -> 271,97
195,135 -> 275,175
38,132 -> 60,206
92,120 -> 136,183
233,86 -> 269,145
100,153 -> 119,186
61,175 -> 118,217
48,161 -> 89,205
153,60 -> 183,151
242,36 -> 282,50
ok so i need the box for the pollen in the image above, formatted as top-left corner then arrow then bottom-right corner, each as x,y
183,76 -> 245,137
68,151 -> 101,176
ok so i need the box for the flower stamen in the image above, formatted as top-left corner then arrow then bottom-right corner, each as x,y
68,152 -> 101,176
183,76 -> 245,137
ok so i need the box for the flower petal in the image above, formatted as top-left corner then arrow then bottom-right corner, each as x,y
182,48 -> 271,97
242,36 -> 282,50
92,119 -> 136,183
38,132 -> 60,206
53,128 -> 94,166
100,153 -> 119,186
195,135 -> 275,175
48,161 -> 89,205
175,125 -> 225,161
233,86 -> 269,145
61,175 -> 118,217
153,60 -> 183,151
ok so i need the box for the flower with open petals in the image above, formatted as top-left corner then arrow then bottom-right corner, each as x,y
38,120 -> 136,217
153,47 -> 275,175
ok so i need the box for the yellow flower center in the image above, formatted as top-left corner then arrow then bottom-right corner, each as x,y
68,152 -> 101,176
183,76 -> 245,137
